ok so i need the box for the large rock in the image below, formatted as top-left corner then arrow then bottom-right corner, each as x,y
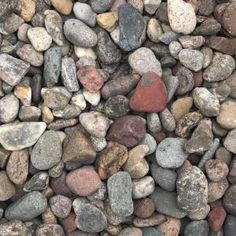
0,122 -> 46,151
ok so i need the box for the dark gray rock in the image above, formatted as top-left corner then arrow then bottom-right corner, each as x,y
36,224 -> 65,236
223,185 -> 236,216
224,215 -> 236,236
90,0 -> 114,13
31,74 -> 42,104
0,0 -> 17,23
184,220 -> 209,236
143,227 -> 163,236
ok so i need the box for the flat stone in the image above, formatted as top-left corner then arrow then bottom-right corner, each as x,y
5,191 -> 47,221
224,129 -> 236,154
0,171 -> 16,201
184,220 -> 209,236
0,54 -> 30,86
0,122 -> 46,151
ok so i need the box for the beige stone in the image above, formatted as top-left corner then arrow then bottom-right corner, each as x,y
0,171 -> 16,201
158,217 -> 181,236
96,12 -> 118,32
18,0 -> 36,22
51,0 -> 73,15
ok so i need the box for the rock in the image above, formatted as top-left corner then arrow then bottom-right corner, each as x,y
144,0 -> 161,14
203,53 -> 235,82
224,215 -> 236,236
205,159 -> 229,182
198,0 -> 215,15
44,47 -> 61,88
147,113 -> 162,133
156,137 -> 188,169
132,176 -> 155,199
17,23 -> 31,43
71,92 -> 86,110
1,13 -> 24,34
157,217 -> 181,236
14,84 -> 32,106
62,129 -> 96,165
167,0 -> 197,34
169,41 -> 182,59
90,136 -> 107,152
51,0 -> 73,15
128,47 -> 162,76
27,27 -> 52,51
0,0 -> 17,23
17,0 -> 35,21
91,0 -> 114,13
5,191 -> 47,221
134,198 -> 155,218
160,108 -> 176,132
151,163 -> 177,192
107,171 -> 133,217
129,72 -> 167,113
0,221 -> 31,235
118,4 -> 146,51
97,12 -> 118,32
193,87 -> 220,117
48,161 -> 64,178
64,19 -> 97,47
36,224 -> 65,236
147,18 -> 163,43
119,227 -> 142,236
0,122 -> 46,151
19,105 -> 40,121
73,2 -> 96,27
16,44 -> 43,67
79,112 -> 112,138
53,105 -> 81,119
208,206 -> 226,233
223,185 -> 236,215
177,165 -> 208,213
75,203 -> 107,233
0,94 -> 19,123
188,205 -> 210,221
217,100 -> 236,130
31,131 -> 62,170
96,30 -> 121,64
179,49 -> 204,72
96,142 -> 128,180
83,90 -> 101,106
107,115 -> 146,147
193,18 -> 221,36
179,35 -> 205,49
0,54 -> 30,86
140,133 -> 157,155
224,129 -> 236,154
74,47 -> 97,60
143,227 -> 163,236
0,171 -> 16,201
66,167 -> 102,196
222,3 -> 236,37
184,220 -> 209,236
123,145 -> 149,178
184,119 -> 213,153
77,66 -> 104,93
201,47 -> 213,69
6,150 -> 28,186
150,187 -> 187,218
208,179 -> 229,203
49,195 -> 72,219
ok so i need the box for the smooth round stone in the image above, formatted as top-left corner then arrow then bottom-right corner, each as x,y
184,220 -> 209,236
156,137 -> 188,169
107,171 -> 134,217
224,215 -> 236,236
97,12 -> 118,32
51,0 -> 73,15
134,198 -> 155,218
223,185 -> 236,215
73,2 -> 96,27
179,35 -> 205,49
169,41 -> 182,59
226,72 -> 236,98
179,49 -> 204,72
147,113 -> 162,133
19,105 -> 41,121
90,0 -> 114,13
222,3 -> 236,37
27,27 -> 52,51
151,163 -> 177,192
160,108 -> 176,132
31,131 -> 62,170
143,227 -> 163,236
119,227 -> 142,236
0,221 -> 31,236
208,179 -> 229,203
74,46 -> 97,60
18,0 -> 35,22
17,23 -> 31,43
188,205 -> 210,220
128,47 -> 162,76
224,129 -> 236,154
64,19 -> 97,47
36,224 -> 65,236
5,191 -> 47,221
167,0 -> 197,34
140,133 -> 157,155
0,94 -> 19,123
0,171 -> 16,201
208,206 -> 226,233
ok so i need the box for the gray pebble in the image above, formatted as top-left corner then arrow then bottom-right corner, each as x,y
160,108 -> 176,132
147,113 -> 162,133
17,24 -> 31,42
1,13 -> 24,34
184,220 -> 209,236
19,105 -> 41,121
140,133 -> 157,155
224,215 -> 236,236
90,0 -> 114,13
0,0 -> 17,23
179,35 -> 205,49
53,104 -> 81,119
223,185 -> 236,215
143,227 -> 163,236
163,75 -> 179,102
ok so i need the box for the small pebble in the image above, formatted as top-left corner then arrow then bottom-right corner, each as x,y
50,195 -> 72,218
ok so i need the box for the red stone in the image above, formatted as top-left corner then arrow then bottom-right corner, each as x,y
129,72 -> 168,113
61,213 -> 77,234
77,66 -> 104,92
208,206 -> 227,232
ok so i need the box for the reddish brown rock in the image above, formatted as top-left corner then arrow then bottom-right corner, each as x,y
133,213 -> 166,227
66,166 -> 102,196
96,142 -> 128,180
129,72 -> 167,113
208,206 -> 226,232
193,70 -> 203,87
134,198 -> 155,219
107,115 -> 146,147
61,213 -> 77,234
77,66 -> 104,93
222,3 -> 236,37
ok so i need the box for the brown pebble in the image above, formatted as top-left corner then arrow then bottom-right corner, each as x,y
134,198 -> 155,218
42,207 -> 57,224
133,213 -> 166,227
0,171 -> 16,201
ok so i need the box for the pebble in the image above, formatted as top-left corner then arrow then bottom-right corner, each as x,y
128,47 -> 162,76
23,172 -> 49,191
0,171 -> 16,201
140,133 -> 157,155
132,176 -> 155,199
71,91 -> 86,110
31,131 -> 62,170
64,19 -> 97,48
193,87 -> 220,117
74,46 -> 97,60
198,0 -> 215,15
208,179 -> 229,203
73,2 -> 96,27
143,0 -> 161,14
0,221 -> 31,236
14,84 -> 32,106
223,185 -> 236,215
5,191 -> 47,221
83,90 -> 101,106
96,142 -> 128,179
107,171 -> 134,217
224,215 -> 236,236
163,75 -> 179,102
147,113 -> 162,133
17,23 -> 31,43
143,227 -> 163,236
0,122 -> 46,151
0,0 -> 17,22
179,49 -> 204,72
134,198 -> 155,218
119,227 -> 142,236
224,129 -> 236,154
151,163 -> 177,192
48,160 -> 64,178
90,136 -> 107,152
169,41 -> 182,59
107,115 -> 146,147
156,137 -> 188,169
18,0 -> 35,22
36,224 -> 65,236
51,0 -> 73,15
179,36 -> 205,49
150,187 -> 187,218
147,18 -> 162,43
201,47 -> 213,69
75,203 -> 107,233
53,104 -> 81,119
44,46 -> 61,88
6,150 -> 28,186
158,31 -> 180,45
49,195 -> 72,218
193,18 -> 221,36
0,94 -> 19,123
123,144 -> 149,178
208,206 -> 226,233
176,165 -> 208,213
27,27 -> 52,51
97,12 -> 118,32
158,217 -> 181,236
1,13 -> 24,34
90,0 -> 114,13
188,204 -> 210,221
222,3 -> 236,37
66,167 -> 102,196
167,0 -> 197,34
130,72 -> 167,113
226,72 -> 236,99
118,4 -> 146,51
184,220 -> 209,236
160,108 -> 176,132
0,54 -> 30,86
203,53 -> 235,82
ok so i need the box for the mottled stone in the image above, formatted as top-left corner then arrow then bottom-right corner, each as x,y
0,171 -> 16,201
0,221 -> 31,236
36,224 -> 65,236
224,129 -> 236,154
223,185 -> 236,215
134,198 -> 155,218
50,195 -> 72,218
184,220 -> 209,236
160,108 -> 176,132
51,0 -> 73,15
208,179 -> 229,203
